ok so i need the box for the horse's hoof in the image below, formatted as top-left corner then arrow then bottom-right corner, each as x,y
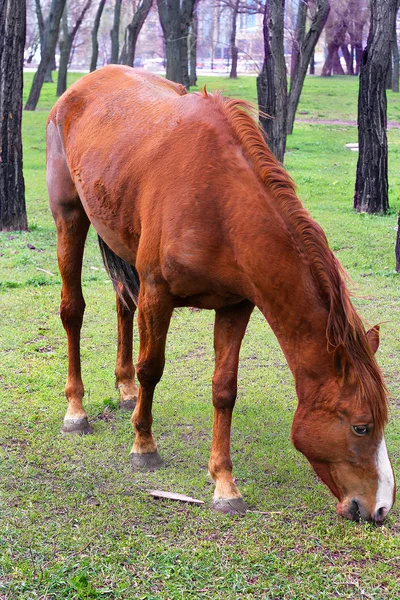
61,417 -> 93,435
119,396 -> 137,412
130,451 -> 164,472
212,497 -> 248,515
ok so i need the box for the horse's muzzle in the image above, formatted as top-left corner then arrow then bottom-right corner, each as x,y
336,499 -> 389,525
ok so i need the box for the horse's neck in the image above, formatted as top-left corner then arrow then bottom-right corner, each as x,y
240,215 -> 332,382
259,286 -> 331,382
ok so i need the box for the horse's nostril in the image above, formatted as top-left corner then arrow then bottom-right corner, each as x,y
374,505 -> 389,524
349,499 -> 361,521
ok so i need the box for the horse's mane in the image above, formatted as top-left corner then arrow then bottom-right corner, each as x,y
203,90 -> 388,431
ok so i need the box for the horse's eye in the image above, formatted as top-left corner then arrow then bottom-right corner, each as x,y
353,425 -> 369,436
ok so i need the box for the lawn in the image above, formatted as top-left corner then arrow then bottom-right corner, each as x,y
1,72 -> 400,599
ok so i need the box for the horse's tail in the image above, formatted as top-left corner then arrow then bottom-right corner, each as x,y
98,236 -> 140,308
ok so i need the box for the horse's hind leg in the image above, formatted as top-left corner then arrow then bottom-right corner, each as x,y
115,288 -> 139,411
209,300 -> 254,515
54,206 -> 91,434
129,282 -> 173,470
48,121 -> 91,433
47,135 -> 91,433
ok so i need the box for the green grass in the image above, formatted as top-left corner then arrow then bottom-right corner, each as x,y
1,73 -> 400,599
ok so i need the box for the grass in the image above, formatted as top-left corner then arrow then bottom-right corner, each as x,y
1,72 -> 400,599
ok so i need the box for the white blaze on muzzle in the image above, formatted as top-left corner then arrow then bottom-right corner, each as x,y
374,436 -> 395,520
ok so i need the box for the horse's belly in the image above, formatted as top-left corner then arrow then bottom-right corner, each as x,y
162,251 -> 245,309
174,293 -> 244,310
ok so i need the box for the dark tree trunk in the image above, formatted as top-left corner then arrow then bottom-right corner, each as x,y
189,8 -> 198,86
0,0 -> 27,231
157,0 -> 183,83
57,3 -> 69,96
25,0 -> 67,110
309,50 -> 315,74
354,43 -> 363,74
332,47 -> 345,74
287,0 -> 330,135
35,0 -> 45,49
110,0 -> 122,64
35,0 -> 55,82
392,37 -> 399,92
354,0 -> 397,214
257,0 -> 287,163
125,0 -> 153,67
290,0 -> 308,81
386,54 -> 393,88
45,53 -> 56,82
341,43 -> 354,74
351,13 -> 365,76
90,0 -> 106,72
396,212 -> 400,272
158,0 -> 195,86
57,0 -> 92,97
391,2 -> 399,92
229,0 -> 240,79
119,29 -> 128,64
321,41 -> 336,76
180,0 -> 196,88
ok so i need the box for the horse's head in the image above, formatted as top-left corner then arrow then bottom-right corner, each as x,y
291,326 -> 395,524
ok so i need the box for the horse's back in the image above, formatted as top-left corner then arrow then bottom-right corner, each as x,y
48,65 -> 187,125
47,66 -> 188,177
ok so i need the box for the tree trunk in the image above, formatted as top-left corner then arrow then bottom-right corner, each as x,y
392,38 -> 399,92
44,53 -> 56,82
25,0 -> 67,110
391,2 -> 399,92
290,0 -> 308,81
57,3 -> 70,96
35,0 -> 55,82
354,43 -> 363,74
257,0 -> 287,163
180,0 -> 196,88
189,9 -> 198,86
332,47 -> 345,74
354,0 -> 397,214
287,0 -> 330,135
57,0 -> 92,96
157,0 -> 183,84
119,29 -> 128,64
396,212 -> 400,272
341,44 -> 354,74
35,0 -> 45,48
110,0 -> 122,64
165,35 -> 182,83
309,50 -> 315,74
386,54 -> 393,89
229,0 -> 240,79
125,0 -> 153,67
0,0 -> 27,231
90,0 -> 106,72
321,41 -> 336,76
351,13 -> 365,76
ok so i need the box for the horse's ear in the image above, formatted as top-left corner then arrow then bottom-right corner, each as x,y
366,324 -> 380,354
333,343 -> 352,382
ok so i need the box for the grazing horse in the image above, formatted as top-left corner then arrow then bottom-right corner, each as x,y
47,65 -> 395,523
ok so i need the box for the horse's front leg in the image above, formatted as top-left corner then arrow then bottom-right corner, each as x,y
129,283 -> 173,470
115,289 -> 139,411
209,300 -> 254,514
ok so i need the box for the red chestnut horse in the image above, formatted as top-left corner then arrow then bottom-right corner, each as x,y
47,65 -> 395,523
